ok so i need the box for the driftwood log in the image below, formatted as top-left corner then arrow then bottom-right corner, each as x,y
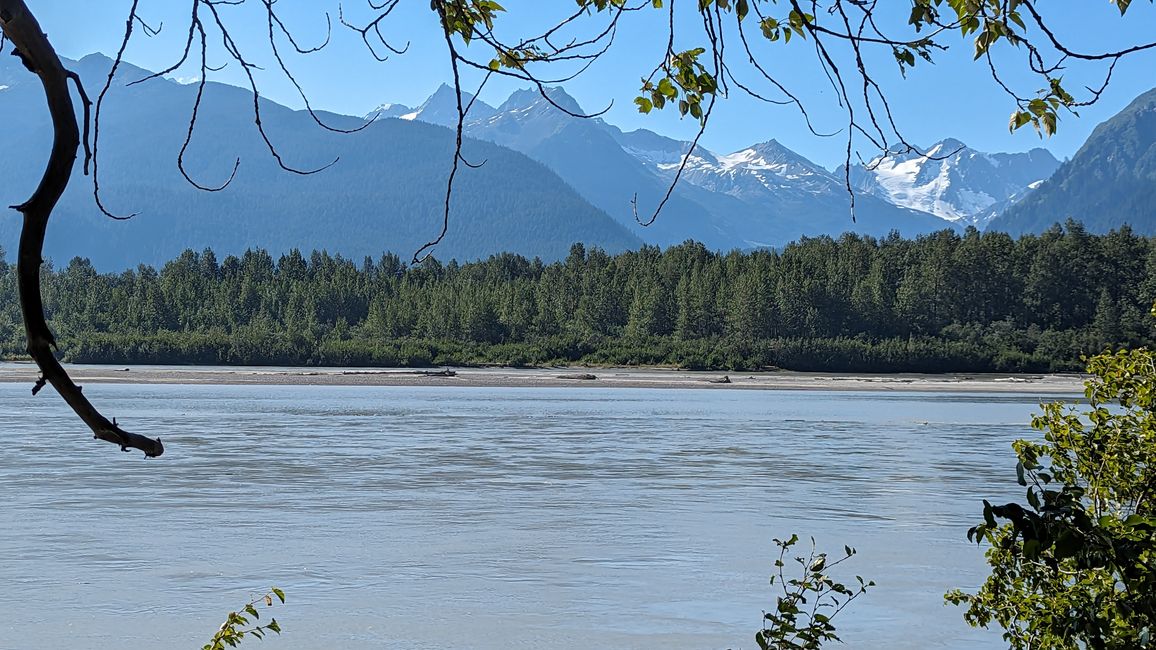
0,1 -> 162,457
557,373 -> 598,381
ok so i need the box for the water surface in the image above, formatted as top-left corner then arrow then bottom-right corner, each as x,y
0,382 -> 1069,648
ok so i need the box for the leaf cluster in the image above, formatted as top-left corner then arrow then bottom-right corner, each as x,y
203,588 -> 287,650
756,535 -> 873,650
947,343 -> 1156,649
437,0 -> 505,45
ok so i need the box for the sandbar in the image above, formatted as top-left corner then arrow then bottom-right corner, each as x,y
0,362 -> 1086,394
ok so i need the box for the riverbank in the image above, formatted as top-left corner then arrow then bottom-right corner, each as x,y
0,362 -> 1086,393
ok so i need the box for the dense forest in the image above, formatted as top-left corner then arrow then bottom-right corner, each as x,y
1,221 -> 1152,372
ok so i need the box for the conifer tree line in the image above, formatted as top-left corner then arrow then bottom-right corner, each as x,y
1,220 -> 1151,372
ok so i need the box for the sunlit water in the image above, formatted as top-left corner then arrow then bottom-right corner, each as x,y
0,381 -> 1074,649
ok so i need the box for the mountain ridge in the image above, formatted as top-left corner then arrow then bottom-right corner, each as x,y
10,52 -> 1148,270
844,139 -> 1059,228
438,84 -> 965,249
0,54 -> 640,270
989,86 -> 1156,235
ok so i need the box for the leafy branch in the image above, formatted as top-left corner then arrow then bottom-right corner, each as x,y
203,588 -> 286,650
757,534 -> 873,650
946,337 -> 1156,649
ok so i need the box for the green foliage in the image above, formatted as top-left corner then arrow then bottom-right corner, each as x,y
439,0 -> 505,44
638,46 -> 716,124
946,343 -> 1156,649
756,535 -> 872,650
635,1 -> 1150,136
2,223 -> 1151,372
203,588 -> 286,650
525,1 -> 1152,138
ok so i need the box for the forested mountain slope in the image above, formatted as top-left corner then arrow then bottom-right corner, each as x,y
0,55 -> 640,269
990,87 -> 1156,235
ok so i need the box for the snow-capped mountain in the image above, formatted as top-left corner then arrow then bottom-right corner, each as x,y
469,87 -> 587,151
634,136 -> 952,246
387,84 -> 989,248
847,138 -> 1059,228
365,102 -> 412,119
368,84 -> 497,127
489,88 -> 949,246
462,87 -> 748,247
674,139 -> 839,198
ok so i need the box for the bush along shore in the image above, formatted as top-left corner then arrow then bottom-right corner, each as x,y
2,222 -> 1152,373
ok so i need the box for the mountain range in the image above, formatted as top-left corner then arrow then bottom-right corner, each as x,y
846,139 -> 1059,229
383,85 -> 1053,248
1,53 -> 1154,269
0,55 -> 639,269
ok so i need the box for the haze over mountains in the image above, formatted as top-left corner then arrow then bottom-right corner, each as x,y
0,55 -> 639,269
1,53 -> 1154,269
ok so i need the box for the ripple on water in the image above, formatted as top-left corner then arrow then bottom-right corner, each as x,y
0,383 -> 1051,650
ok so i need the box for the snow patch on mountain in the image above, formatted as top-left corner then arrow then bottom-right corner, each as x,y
388,84 -> 497,127
851,139 -> 1059,228
365,102 -> 414,120
869,155 -> 972,219
649,140 -> 837,202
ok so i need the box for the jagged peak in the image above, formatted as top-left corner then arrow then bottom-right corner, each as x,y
497,86 -> 584,116
417,83 -> 467,111
404,83 -> 497,123
747,138 -> 784,150
930,137 -> 968,154
727,139 -> 821,170
70,52 -> 156,85
424,83 -> 458,100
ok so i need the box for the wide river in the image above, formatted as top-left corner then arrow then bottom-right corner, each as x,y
0,380 -> 1075,649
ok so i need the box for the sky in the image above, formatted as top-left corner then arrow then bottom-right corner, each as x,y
26,1 -> 1156,168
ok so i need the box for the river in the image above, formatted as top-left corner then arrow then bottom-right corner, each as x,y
0,381 -> 1072,649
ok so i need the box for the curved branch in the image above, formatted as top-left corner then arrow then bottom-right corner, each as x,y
91,0 -> 143,220
1020,0 -> 1156,62
0,0 -> 163,458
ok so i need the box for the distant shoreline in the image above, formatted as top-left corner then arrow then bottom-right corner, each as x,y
0,362 -> 1086,393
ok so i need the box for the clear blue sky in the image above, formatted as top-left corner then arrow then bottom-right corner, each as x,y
29,1 -> 1156,168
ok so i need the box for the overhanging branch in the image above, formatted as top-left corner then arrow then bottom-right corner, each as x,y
0,0 -> 163,458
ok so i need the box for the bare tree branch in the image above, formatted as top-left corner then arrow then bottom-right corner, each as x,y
0,0 -> 163,458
